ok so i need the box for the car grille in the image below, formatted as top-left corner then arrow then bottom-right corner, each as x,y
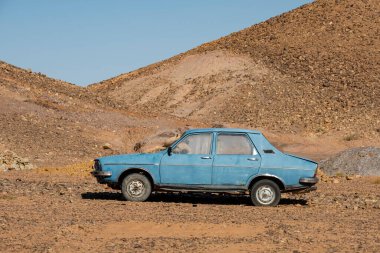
94,160 -> 102,171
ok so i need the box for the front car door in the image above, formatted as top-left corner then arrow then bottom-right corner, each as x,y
159,132 -> 213,185
212,133 -> 261,186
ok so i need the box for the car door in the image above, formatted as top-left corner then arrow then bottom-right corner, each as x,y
159,132 -> 213,185
212,133 -> 261,186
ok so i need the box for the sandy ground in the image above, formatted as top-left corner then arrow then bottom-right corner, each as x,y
1,170 -> 379,253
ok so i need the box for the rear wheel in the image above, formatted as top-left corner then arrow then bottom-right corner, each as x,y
250,179 -> 281,206
121,173 -> 152,201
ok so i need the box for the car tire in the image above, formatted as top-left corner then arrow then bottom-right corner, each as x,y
121,173 -> 152,202
250,179 -> 281,206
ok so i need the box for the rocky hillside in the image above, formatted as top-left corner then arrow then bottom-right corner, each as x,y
0,61 -> 189,167
1,0 -> 379,167
89,0 -> 380,136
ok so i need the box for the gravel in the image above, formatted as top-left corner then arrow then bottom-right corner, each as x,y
320,147 -> 380,176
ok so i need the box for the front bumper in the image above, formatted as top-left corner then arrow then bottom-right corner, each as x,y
299,177 -> 319,185
91,170 -> 112,177
91,170 -> 112,184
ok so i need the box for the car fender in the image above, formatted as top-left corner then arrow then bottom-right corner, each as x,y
117,167 -> 156,187
246,173 -> 286,190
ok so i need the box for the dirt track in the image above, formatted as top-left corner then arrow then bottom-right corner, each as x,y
1,170 -> 379,253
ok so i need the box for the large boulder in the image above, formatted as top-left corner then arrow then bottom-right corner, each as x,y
320,147 -> 380,176
134,128 -> 188,153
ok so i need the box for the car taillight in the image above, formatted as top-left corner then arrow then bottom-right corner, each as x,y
314,166 -> 318,177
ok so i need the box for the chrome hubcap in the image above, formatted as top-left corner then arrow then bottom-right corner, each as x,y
128,180 -> 145,196
256,186 -> 275,205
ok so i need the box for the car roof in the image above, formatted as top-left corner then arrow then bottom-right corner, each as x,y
184,128 -> 262,135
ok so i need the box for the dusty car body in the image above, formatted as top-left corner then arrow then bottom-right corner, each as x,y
92,128 -> 318,206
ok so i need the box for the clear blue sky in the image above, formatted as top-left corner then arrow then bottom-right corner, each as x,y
0,0 -> 312,86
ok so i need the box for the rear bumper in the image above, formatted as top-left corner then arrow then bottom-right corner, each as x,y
283,185 -> 317,193
299,177 -> 319,185
283,177 -> 318,193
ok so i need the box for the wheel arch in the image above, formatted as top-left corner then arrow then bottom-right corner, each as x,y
118,168 -> 155,188
248,174 -> 285,191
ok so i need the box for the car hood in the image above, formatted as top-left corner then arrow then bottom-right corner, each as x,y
97,151 -> 165,165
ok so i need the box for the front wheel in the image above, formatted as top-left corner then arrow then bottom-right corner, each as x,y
121,173 -> 152,201
250,179 -> 281,206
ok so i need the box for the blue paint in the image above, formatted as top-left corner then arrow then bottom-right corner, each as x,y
160,153 -> 213,184
94,128 -> 318,191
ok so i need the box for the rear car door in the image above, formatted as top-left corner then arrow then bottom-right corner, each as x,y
159,132 -> 213,185
212,133 -> 261,186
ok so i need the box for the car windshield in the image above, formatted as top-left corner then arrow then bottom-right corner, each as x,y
173,133 -> 211,154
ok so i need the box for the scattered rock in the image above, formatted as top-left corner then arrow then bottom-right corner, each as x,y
0,150 -> 35,172
133,142 -> 145,152
143,146 -> 166,153
163,136 -> 179,147
157,131 -> 177,138
102,143 -> 112,150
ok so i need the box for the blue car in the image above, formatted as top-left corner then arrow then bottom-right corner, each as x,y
92,128 -> 318,206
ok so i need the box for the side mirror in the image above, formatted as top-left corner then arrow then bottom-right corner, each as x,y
167,146 -> 172,156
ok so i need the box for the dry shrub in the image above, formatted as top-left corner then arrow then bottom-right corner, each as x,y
0,194 -> 16,200
343,133 -> 360,141
37,161 -> 94,177
335,172 -> 345,177
372,177 -> 380,185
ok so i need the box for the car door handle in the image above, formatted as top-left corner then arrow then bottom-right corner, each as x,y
201,156 -> 212,159
247,157 -> 258,161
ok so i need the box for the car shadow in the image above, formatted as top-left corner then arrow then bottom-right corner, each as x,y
81,192 -> 307,206
82,192 -> 124,201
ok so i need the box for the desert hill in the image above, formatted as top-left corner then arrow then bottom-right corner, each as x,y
89,0 -> 379,137
1,0 -> 379,167
0,61 -> 191,167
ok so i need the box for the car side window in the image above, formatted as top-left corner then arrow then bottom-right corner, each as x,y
217,134 -> 257,155
172,133 -> 212,155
